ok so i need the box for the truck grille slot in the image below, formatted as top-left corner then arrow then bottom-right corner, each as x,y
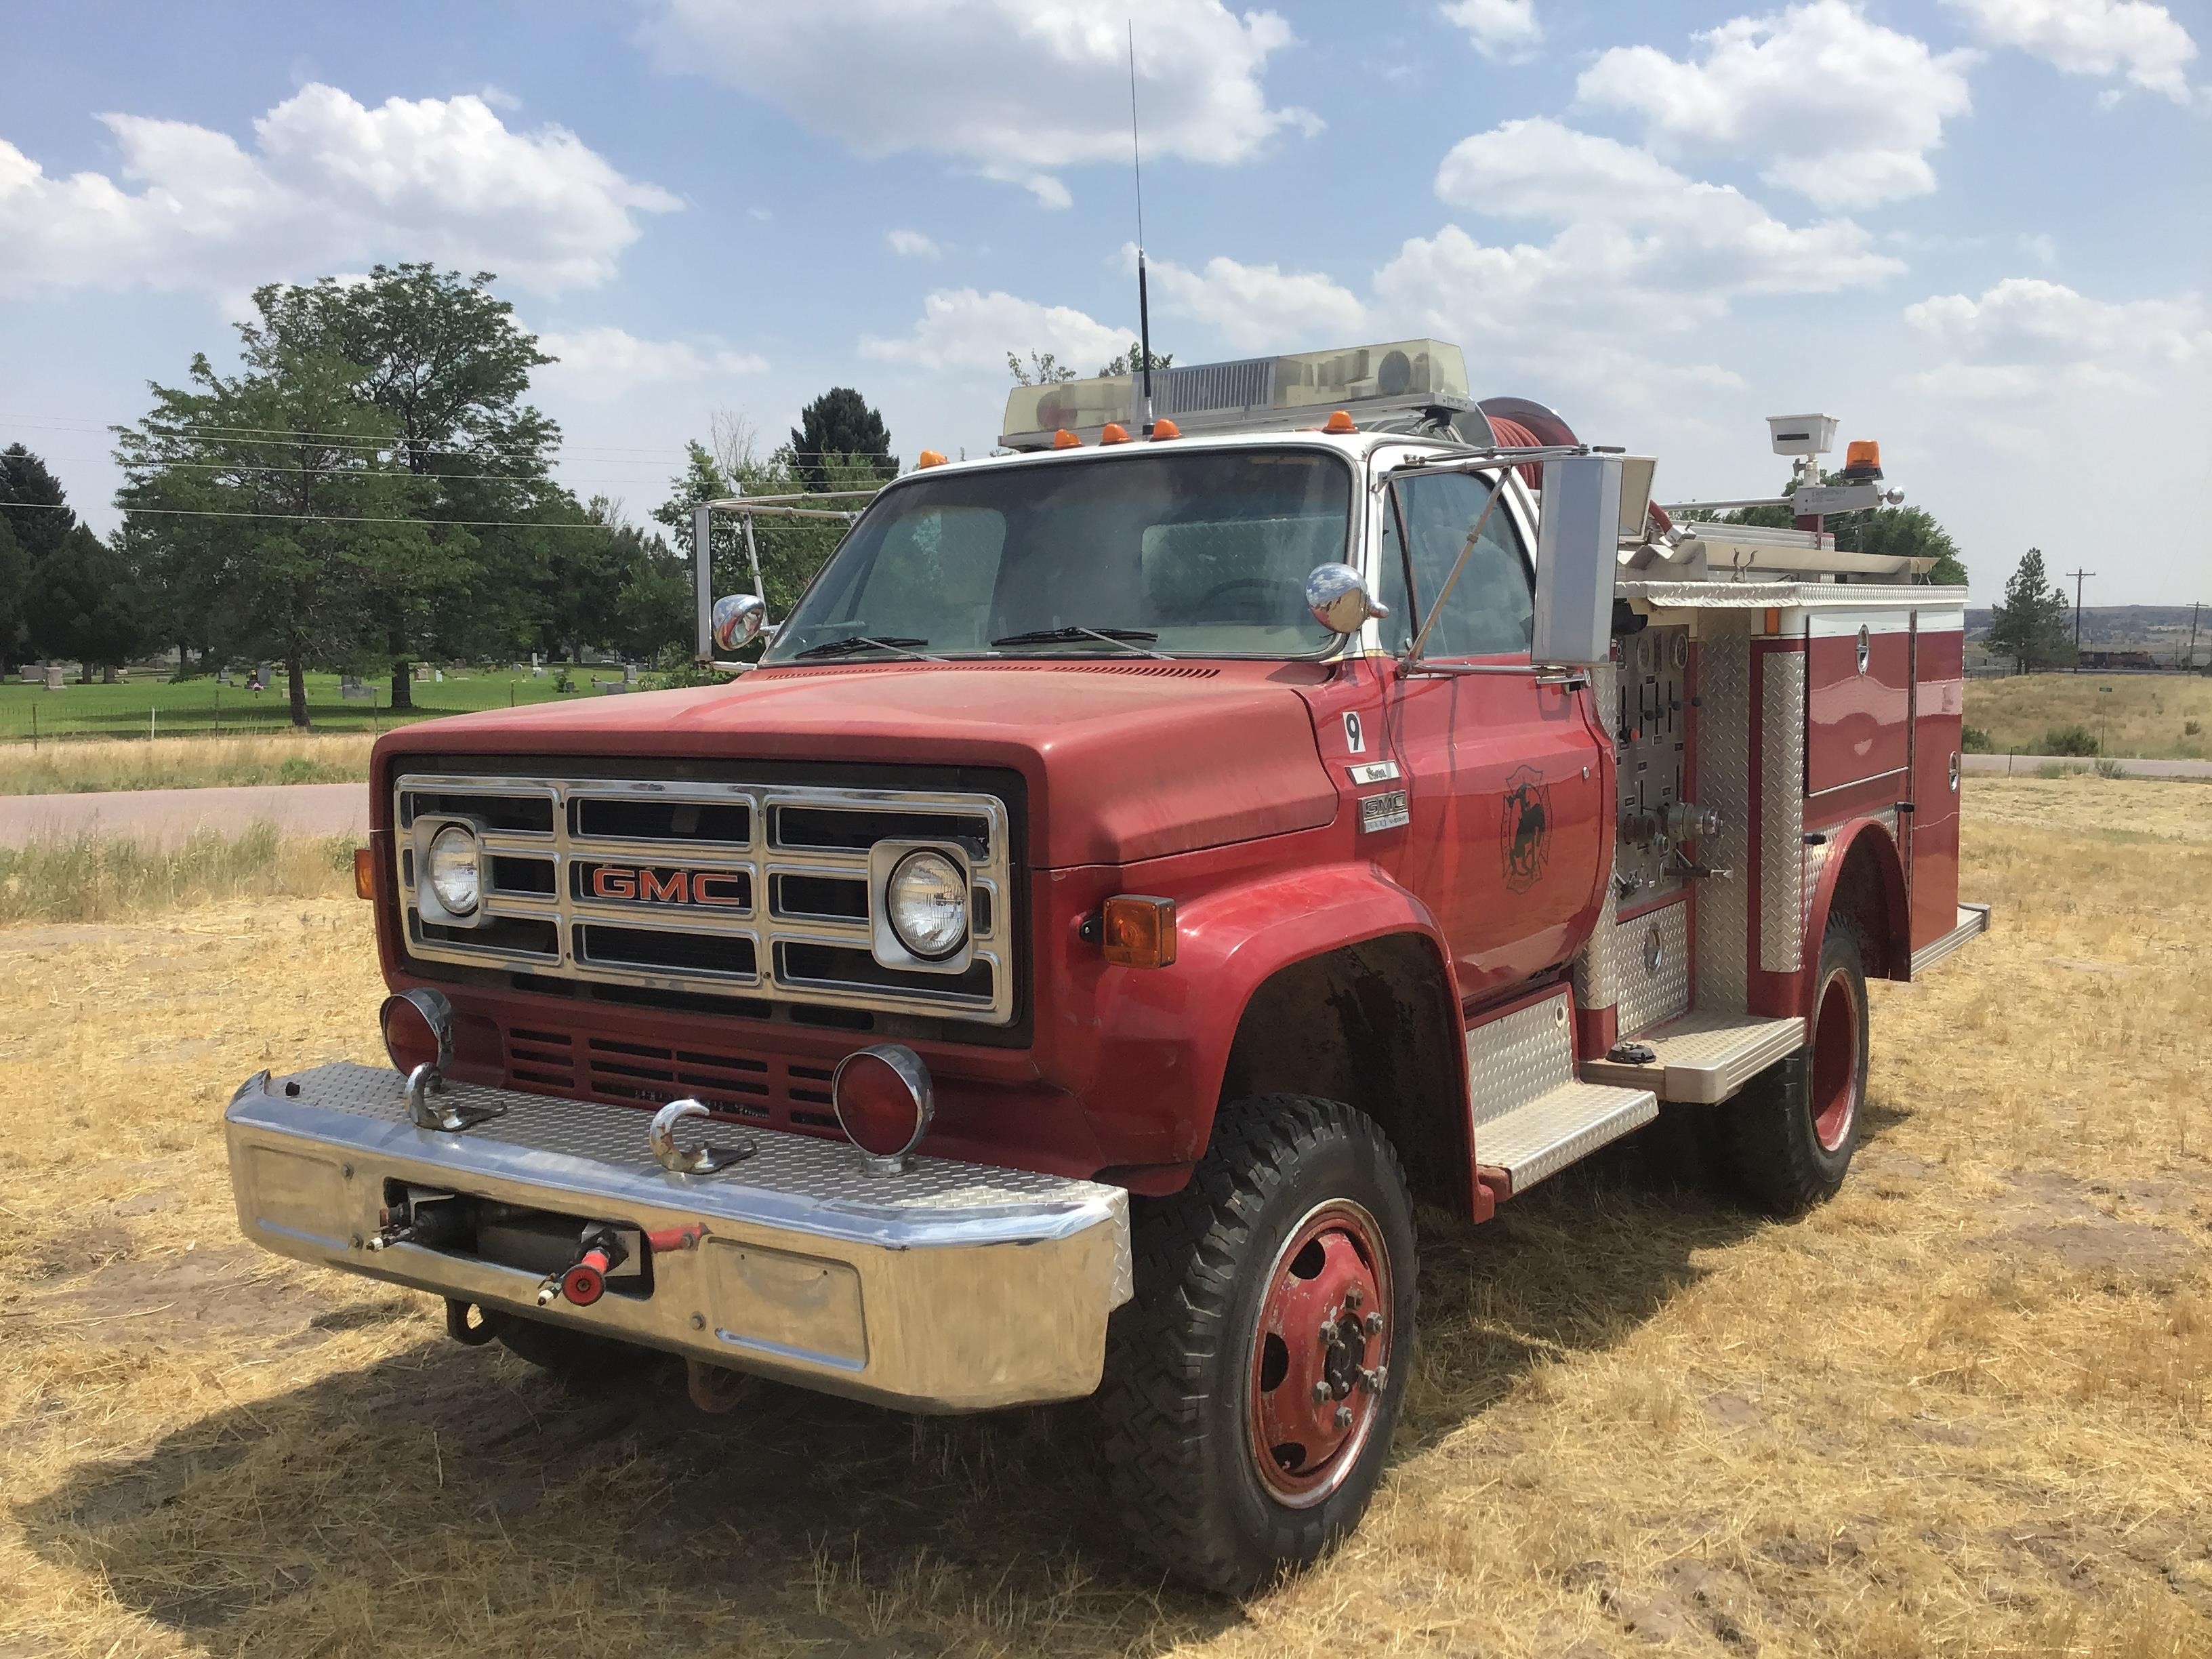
572,796 -> 751,845
772,805 -> 992,856
398,773 -> 1014,1025
497,1023 -> 846,1136
574,924 -> 758,979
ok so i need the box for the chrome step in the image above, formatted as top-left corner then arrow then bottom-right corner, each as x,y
1581,1012 -> 1805,1103
1911,901 -> 1991,976
1475,1082 -> 1658,1195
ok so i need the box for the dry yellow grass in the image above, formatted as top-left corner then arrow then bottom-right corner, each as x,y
1966,674 -> 2212,760
0,779 -> 2206,1658
0,732 -> 375,795
0,825 -> 359,925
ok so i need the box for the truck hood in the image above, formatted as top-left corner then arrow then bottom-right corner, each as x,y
374,660 -> 1340,869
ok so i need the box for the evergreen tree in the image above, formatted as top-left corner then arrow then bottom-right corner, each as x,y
0,444 -> 74,562
790,388 -> 895,490
25,525 -> 150,682
1986,547 -> 2074,674
0,515 -> 29,675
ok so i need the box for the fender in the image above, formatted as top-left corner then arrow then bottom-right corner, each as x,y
1087,863 -> 1466,1167
1804,816 -> 1912,983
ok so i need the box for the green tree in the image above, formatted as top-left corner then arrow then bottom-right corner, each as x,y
1007,350 -> 1078,385
1986,547 -> 2074,674
0,445 -> 73,562
238,265 -> 568,706
1097,342 -> 1173,376
790,387 -> 895,490
1696,473 -> 1967,586
25,525 -> 150,682
0,515 -> 31,675
116,346 -> 434,727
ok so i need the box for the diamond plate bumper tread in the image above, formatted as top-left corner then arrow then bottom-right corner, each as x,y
1910,902 -> 1991,976
1474,1081 -> 1658,1195
1465,992 -> 1579,1130
225,1063 -> 1132,1411
1580,1012 -> 1805,1104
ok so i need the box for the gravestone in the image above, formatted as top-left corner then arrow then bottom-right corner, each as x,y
43,666 -> 64,691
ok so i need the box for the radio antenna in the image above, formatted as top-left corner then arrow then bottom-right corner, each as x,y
1128,20 -> 1155,434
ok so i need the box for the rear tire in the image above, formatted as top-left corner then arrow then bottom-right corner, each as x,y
493,1315 -> 656,1387
1098,1095 -> 1417,1596
1719,920 -> 1870,1215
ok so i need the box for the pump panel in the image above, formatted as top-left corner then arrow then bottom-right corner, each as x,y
1614,626 -> 1692,905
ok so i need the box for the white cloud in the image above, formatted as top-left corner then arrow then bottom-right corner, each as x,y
886,228 -> 942,260
1904,277 -> 2210,395
1942,0 -> 2196,100
859,288 -> 1128,377
535,327 -> 767,399
1576,1 -> 1977,208
1440,0 -> 1542,62
637,0 -> 1319,207
0,84 -> 678,297
1138,248 -> 1368,352
2018,230 -> 2059,264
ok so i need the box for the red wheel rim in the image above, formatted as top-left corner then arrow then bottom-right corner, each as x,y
1809,968 -> 1861,1153
1246,1200 -> 1393,1508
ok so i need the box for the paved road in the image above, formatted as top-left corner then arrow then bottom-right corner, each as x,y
0,781 -> 369,848
1962,753 -> 2212,779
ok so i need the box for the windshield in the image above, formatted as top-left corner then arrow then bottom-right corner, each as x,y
761,447 -> 1353,661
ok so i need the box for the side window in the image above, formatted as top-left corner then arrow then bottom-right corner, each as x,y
1376,472 -> 1533,658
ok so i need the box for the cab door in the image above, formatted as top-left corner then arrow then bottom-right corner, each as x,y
1369,468 -> 1606,1004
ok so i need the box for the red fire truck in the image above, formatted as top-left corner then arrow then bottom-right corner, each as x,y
224,338 -> 1986,1592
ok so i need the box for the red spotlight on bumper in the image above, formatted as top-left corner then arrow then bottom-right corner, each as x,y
380,987 -> 455,1077
832,1044 -> 935,1168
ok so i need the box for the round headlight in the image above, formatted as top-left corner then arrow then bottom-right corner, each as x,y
425,825 -> 480,916
885,849 -> 967,960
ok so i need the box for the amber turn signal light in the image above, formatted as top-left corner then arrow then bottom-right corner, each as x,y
1102,895 -> 1177,968
1150,418 -> 1181,440
917,448 -> 949,468
1100,422 -> 1130,444
353,846 -> 376,901
1052,428 -> 1082,449
1322,409 -> 1357,434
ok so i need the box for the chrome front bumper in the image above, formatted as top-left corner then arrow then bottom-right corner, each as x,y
224,1064 -> 1132,1412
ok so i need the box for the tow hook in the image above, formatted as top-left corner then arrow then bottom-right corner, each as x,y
537,1223 -> 630,1308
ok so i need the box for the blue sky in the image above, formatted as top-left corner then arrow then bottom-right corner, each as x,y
3,0 -> 2207,604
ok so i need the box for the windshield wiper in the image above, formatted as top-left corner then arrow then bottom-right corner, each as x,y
989,625 -> 1168,659
792,635 -> 943,662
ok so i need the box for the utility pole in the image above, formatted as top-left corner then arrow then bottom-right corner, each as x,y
2188,600 -> 2202,673
2065,566 -> 2094,671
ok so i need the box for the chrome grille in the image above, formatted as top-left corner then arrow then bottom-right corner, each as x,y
394,774 -> 1015,1025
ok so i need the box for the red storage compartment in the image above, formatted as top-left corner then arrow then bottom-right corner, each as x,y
1907,611 -> 1965,954
1807,611 -> 1911,796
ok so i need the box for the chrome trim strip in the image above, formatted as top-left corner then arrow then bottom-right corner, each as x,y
395,773 -> 1015,1025
1911,902 -> 1990,977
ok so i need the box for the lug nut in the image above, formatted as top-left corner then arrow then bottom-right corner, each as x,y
1317,1318 -> 1340,1345
1334,1405 -> 1353,1430
1345,1285 -> 1364,1309
1360,1365 -> 1389,1395
1311,1381 -> 1331,1406
1363,1311 -> 1385,1336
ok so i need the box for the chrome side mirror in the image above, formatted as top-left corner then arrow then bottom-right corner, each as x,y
712,592 -> 768,652
1305,563 -> 1390,636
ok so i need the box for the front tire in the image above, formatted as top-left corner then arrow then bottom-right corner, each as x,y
1719,919 -> 1870,1215
1098,1095 -> 1418,1595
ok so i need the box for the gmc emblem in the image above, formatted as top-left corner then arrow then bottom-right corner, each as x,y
581,863 -> 747,908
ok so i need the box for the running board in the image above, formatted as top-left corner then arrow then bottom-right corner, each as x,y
1912,902 -> 1990,976
1475,1082 -> 1659,1196
1465,988 -> 1658,1197
1582,1012 -> 1805,1104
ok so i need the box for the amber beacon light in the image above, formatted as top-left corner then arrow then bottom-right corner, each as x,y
1102,895 -> 1178,968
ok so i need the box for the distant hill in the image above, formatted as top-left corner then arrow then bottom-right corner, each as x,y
1965,605 -> 2205,647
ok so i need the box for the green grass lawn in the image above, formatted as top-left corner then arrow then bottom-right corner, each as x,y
0,666 -> 615,743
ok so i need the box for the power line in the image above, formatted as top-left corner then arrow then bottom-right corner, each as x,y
4,500 -> 625,531
2065,565 -> 2095,671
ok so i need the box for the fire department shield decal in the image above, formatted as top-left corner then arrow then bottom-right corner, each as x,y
1500,765 -> 1552,894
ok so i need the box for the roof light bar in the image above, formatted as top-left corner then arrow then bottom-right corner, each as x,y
1001,337 -> 1475,451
